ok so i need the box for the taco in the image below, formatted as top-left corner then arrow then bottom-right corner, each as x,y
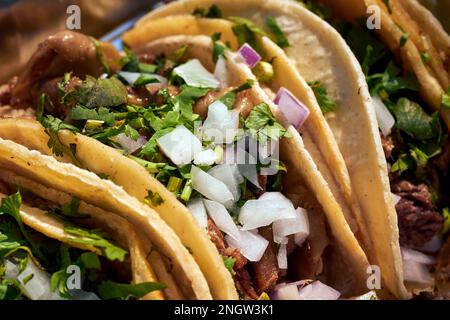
132,0 -> 450,298
0,29 -> 371,299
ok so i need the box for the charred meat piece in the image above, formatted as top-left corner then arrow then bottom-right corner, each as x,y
11,31 -> 120,107
250,227 -> 279,294
392,180 -> 443,247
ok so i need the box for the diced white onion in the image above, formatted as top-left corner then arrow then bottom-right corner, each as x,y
203,199 -> 240,241
273,207 -> 309,245
372,95 -> 395,137
174,59 -> 220,88
191,166 -> 234,205
118,71 -> 167,86
277,243 -> 288,269
297,281 -> 341,300
187,197 -> 208,230
208,164 -> 243,202
351,291 -> 378,300
271,283 -> 301,300
401,247 -> 436,265
392,192 -> 402,206
225,229 -> 269,262
202,100 -> 240,144
401,247 -> 435,286
157,125 -> 202,166
214,55 -> 230,88
193,149 -> 218,166
5,260 -> 64,300
239,192 -> 297,230
419,235 -> 443,253
114,133 -> 147,154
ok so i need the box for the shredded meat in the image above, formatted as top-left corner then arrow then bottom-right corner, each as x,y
436,236 -> 450,298
381,134 -> 395,159
127,86 -> 152,106
234,269 -> 259,300
207,219 -> 247,272
250,227 -> 279,294
392,180 -> 443,247
137,53 -> 156,64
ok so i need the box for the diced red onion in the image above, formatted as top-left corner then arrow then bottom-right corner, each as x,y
401,247 -> 436,265
191,166 -> 234,205
274,87 -> 310,130
225,229 -> 269,261
114,133 -> 147,154
187,197 -> 208,230
277,243 -> 288,269
391,192 -> 402,206
372,95 -> 395,137
273,207 -> 309,245
238,43 -> 262,68
297,281 -> 341,300
239,193 -> 297,230
203,199 -> 241,241
157,125 -> 202,166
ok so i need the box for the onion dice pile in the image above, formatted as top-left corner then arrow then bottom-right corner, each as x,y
153,58 -> 311,276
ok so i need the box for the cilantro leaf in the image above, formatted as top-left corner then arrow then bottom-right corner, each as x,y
266,16 -> 290,48
192,4 -> 223,18
229,16 -> 269,54
61,198 -> 81,218
65,76 -> 127,109
170,86 -> 211,129
71,105 -> 115,126
98,280 -> 166,300
308,81 -> 337,113
222,256 -> 236,273
64,226 -> 127,262
211,32 -> 228,63
139,127 -> 174,160
441,89 -> 450,109
244,103 -> 291,141
219,79 -> 255,109
442,207 -> 450,235
91,37 -> 111,74
391,98 -> 441,140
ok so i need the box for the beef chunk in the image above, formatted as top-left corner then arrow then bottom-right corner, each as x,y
250,227 -> 279,294
381,134 -> 395,159
392,180 -> 443,247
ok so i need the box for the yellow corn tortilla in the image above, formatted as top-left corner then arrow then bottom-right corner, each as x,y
137,0 -> 409,299
0,34 -> 370,296
0,138 -> 212,300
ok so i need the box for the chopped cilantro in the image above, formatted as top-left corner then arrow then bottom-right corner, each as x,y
244,103 -> 291,142
442,208 -> 450,235
145,191 -> 164,207
91,37 -> 110,74
222,256 -> 236,273
441,89 -> 450,109
193,5 -> 222,18
308,81 -> 337,113
420,52 -> 431,64
266,16 -> 290,48
211,32 -> 228,63
71,105 -> 115,126
64,225 -> 127,262
399,32 -> 409,48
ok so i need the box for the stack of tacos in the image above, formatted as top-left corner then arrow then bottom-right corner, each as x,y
0,0 -> 448,300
